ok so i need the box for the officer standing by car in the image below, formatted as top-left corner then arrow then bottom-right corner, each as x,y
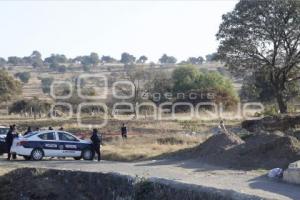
90,128 -> 101,162
23,126 -> 32,136
121,123 -> 127,139
5,125 -> 16,160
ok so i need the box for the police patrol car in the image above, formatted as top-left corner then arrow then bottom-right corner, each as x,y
10,130 -> 94,161
0,126 -> 9,155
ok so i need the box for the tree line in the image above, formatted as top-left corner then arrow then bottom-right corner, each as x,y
0,51 -> 218,69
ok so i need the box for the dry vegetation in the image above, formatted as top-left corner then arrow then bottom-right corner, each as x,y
101,134 -> 207,161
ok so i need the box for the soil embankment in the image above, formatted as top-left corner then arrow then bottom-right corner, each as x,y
0,168 -> 266,200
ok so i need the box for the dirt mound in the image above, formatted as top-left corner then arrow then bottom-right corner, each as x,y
196,132 -> 244,157
235,133 -> 300,169
195,131 -> 300,170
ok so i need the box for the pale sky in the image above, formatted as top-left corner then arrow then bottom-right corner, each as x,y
0,1 -> 237,62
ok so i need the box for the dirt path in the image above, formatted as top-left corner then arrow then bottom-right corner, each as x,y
0,157 -> 299,200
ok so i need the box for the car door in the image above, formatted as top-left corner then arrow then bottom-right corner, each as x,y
57,132 -> 81,157
37,132 -> 59,157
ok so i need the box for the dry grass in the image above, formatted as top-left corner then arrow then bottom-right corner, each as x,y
101,134 -> 207,161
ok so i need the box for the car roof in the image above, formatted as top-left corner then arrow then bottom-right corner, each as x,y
25,130 -> 78,138
0,126 -> 8,129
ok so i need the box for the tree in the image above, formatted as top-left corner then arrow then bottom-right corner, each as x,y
0,58 -> 6,67
120,52 -> 136,65
186,56 -> 204,65
41,77 -> 54,94
30,50 -> 44,68
0,70 -> 21,101
137,55 -> 148,64
89,52 -> 100,65
49,62 -> 60,71
101,56 -> 117,64
44,54 -> 67,65
57,65 -> 67,73
75,53 -> 100,66
159,54 -> 177,64
172,65 -> 200,93
15,72 -> 31,83
82,64 -> 92,72
116,66 -> 148,117
145,70 -> 173,104
217,0 -> 300,113
9,98 -> 51,119
205,53 -> 218,62
7,56 -> 23,66
172,65 -> 238,107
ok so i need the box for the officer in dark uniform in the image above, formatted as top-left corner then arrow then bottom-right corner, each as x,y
90,128 -> 101,162
5,125 -> 15,160
24,126 -> 32,136
121,123 -> 127,139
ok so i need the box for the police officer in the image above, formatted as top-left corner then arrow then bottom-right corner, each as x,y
121,123 -> 127,139
24,126 -> 32,136
5,125 -> 15,160
90,128 -> 101,162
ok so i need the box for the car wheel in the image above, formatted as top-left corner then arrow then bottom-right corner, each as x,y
82,149 -> 93,160
23,156 -> 31,161
74,156 -> 82,160
31,148 -> 44,161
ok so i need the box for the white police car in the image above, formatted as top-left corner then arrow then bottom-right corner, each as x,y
10,130 -> 94,161
0,126 -> 9,155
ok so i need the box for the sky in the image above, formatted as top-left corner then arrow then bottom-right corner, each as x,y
0,1 -> 237,62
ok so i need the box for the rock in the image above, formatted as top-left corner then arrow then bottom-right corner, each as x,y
283,160 -> 300,185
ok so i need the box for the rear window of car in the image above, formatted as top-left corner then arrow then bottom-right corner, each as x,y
58,132 -> 78,141
24,132 -> 38,138
38,132 -> 56,140
0,128 -> 9,135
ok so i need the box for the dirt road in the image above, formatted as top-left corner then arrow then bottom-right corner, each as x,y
0,157 -> 299,200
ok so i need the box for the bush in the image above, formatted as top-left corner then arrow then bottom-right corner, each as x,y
9,98 -> 51,117
15,72 -> 30,83
172,65 -> 239,108
0,70 -> 22,101
41,77 -> 54,94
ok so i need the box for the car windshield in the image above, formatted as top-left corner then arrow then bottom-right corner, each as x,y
0,128 -> 9,135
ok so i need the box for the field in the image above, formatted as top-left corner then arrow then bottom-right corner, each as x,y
102,133 -> 206,161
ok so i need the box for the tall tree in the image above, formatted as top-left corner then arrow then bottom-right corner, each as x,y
120,52 -> 136,65
30,50 -> 43,68
159,54 -> 177,64
217,0 -> 300,113
137,55 -> 148,64
89,52 -> 100,65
